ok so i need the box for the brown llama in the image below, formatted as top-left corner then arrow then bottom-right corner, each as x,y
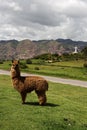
11,60 -> 48,105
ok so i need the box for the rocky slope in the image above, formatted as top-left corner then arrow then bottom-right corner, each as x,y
0,39 -> 87,60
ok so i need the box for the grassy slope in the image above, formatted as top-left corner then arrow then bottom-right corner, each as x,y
26,64 -> 87,80
0,75 -> 87,130
0,60 -> 87,80
24,60 -> 87,80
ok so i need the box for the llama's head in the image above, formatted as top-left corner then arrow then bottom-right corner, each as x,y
11,60 -> 20,78
11,60 -> 19,70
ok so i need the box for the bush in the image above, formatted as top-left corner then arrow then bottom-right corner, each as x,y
20,62 -> 28,69
0,60 -> 3,64
26,59 -> 32,64
34,67 -> 40,70
83,63 -> 87,68
38,60 -> 45,65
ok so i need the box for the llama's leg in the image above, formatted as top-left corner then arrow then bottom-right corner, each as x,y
39,94 -> 47,105
36,91 -> 47,105
20,92 -> 27,104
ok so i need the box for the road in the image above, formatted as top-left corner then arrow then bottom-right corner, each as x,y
0,69 -> 87,88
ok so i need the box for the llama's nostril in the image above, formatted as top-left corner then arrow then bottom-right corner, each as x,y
16,64 -> 19,68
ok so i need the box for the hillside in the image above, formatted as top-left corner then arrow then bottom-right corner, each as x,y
0,39 -> 87,60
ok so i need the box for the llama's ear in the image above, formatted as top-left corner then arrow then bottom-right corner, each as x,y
12,59 -> 15,63
18,60 -> 20,64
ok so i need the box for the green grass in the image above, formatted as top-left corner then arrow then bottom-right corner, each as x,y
23,60 -> 87,80
51,60 -> 84,67
0,75 -> 87,130
0,61 -> 11,70
0,60 -> 87,80
25,64 -> 87,80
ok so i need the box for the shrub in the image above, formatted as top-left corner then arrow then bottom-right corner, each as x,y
83,63 -> 87,68
20,62 -> 28,69
26,59 -> 32,64
0,60 -> 3,64
38,60 -> 45,65
34,67 -> 40,70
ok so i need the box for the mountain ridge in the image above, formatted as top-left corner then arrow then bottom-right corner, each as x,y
0,38 -> 87,60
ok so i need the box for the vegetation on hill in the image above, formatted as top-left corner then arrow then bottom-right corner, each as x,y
34,53 -> 83,62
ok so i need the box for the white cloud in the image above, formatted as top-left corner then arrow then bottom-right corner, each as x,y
0,0 -> 87,41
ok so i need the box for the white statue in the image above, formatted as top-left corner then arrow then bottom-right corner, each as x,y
73,46 -> 78,53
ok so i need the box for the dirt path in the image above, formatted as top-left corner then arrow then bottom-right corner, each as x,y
0,69 -> 87,88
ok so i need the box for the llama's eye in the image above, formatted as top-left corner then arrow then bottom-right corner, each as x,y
12,64 -> 16,67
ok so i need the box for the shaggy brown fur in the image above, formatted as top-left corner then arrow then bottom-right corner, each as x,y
11,60 -> 48,105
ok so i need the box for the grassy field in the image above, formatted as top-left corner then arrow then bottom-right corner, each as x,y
0,60 -> 87,80
0,75 -> 87,130
25,64 -> 87,81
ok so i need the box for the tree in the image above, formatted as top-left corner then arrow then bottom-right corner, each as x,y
81,47 -> 87,60
81,47 -> 87,67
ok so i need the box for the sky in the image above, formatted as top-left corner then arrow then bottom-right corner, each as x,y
0,0 -> 87,41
